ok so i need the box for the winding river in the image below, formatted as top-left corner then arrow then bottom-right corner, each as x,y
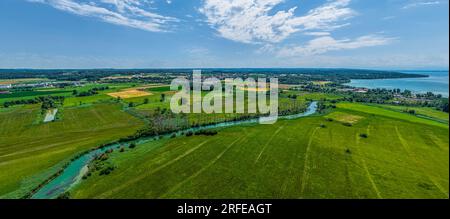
31,101 -> 318,199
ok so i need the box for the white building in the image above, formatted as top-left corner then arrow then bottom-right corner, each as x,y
0,84 -> 12,89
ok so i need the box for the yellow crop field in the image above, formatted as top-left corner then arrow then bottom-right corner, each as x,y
107,89 -> 153,99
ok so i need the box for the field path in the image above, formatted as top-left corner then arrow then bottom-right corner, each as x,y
395,126 -> 448,197
159,135 -> 247,197
254,125 -> 285,163
96,140 -> 210,198
354,126 -> 382,199
299,127 -> 320,196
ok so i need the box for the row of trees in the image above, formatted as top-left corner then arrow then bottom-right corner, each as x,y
3,95 -> 65,110
73,86 -> 109,97
294,85 -> 449,113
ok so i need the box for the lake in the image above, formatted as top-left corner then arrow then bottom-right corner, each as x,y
345,71 -> 449,97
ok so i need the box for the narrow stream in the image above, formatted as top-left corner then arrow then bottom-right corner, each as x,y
31,101 -> 318,199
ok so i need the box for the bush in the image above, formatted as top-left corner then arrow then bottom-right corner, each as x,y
185,131 -> 193,137
195,130 -> 218,136
343,122 -> 353,127
98,153 -> 109,161
129,143 -> 136,149
320,124 -> 326,128
99,166 -> 115,175
326,118 -> 334,122
407,109 -> 416,115
170,133 -> 177,138
56,192 -> 71,199
359,133 -> 368,138
345,148 -> 352,154
119,147 -> 125,152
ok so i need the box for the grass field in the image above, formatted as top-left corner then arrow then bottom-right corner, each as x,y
337,103 -> 449,129
312,81 -> 332,86
0,103 -> 145,198
70,104 -> 449,199
1,83 -> 448,199
0,83 -> 142,106
325,112 -> 364,124
373,104 -> 449,123
0,90 -> 71,99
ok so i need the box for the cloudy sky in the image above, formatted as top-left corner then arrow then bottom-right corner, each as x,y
0,0 -> 448,69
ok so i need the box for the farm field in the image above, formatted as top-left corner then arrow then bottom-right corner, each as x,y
107,88 -> 153,99
71,104 -> 449,199
0,103 -> 145,198
0,79 -> 448,199
337,103 -> 449,128
0,78 -> 50,85
1,0 -> 449,205
0,83 -> 141,106
372,104 -> 449,123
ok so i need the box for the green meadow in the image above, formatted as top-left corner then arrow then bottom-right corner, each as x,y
71,103 -> 449,199
337,103 -> 448,128
372,104 -> 449,123
0,82 -> 448,199
0,83 -> 139,106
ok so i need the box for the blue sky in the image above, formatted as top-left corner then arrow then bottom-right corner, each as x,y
0,0 -> 448,69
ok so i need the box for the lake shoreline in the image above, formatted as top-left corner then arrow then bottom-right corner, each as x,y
344,71 -> 449,97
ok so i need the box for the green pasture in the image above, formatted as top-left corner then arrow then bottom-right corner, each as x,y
71,104 -> 449,199
0,103 -> 144,198
372,104 -> 449,123
337,103 -> 448,129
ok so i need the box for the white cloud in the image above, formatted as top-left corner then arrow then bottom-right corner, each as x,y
199,0 -> 356,44
277,35 -> 394,57
304,32 -> 331,36
382,16 -> 396,20
28,0 -> 178,32
402,0 -> 443,9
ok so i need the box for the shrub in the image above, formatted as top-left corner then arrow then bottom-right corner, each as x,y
170,133 -> 177,138
320,124 -> 326,128
99,166 -> 115,175
359,133 -> 368,138
56,192 -> 71,199
345,148 -> 352,154
185,131 -> 193,137
326,118 -> 334,122
119,147 -> 125,152
408,109 -> 416,115
98,153 -> 109,161
129,143 -> 136,149
195,130 -> 218,136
